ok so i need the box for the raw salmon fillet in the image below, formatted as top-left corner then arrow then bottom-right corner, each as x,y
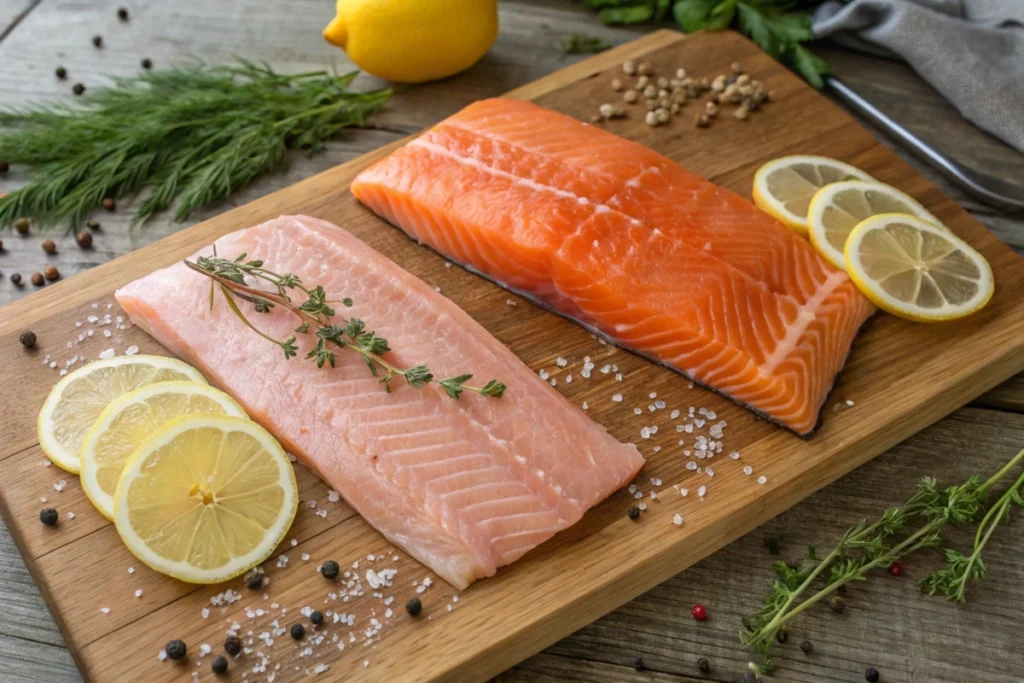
116,216 -> 644,588
351,98 -> 875,435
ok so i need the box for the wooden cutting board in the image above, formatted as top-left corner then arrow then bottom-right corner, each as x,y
0,29 -> 1021,683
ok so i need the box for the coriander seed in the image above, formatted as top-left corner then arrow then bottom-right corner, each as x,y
76,231 -> 93,248
637,61 -> 652,76
636,75 -> 649,89
622,60 -> 637,76
44,265 -> 60,281
40,507 -> 58,525
829,596 -> 846,613
15,218 -> 30,234
102,197 -> 116,211
72,83 -> 85,96
41,238 -> 56,254
734,104 -> 750,121
622,89 -> 638,104
19,330 -> 37,349
731,61 -> 743,73
55,66 -> 67,80
610,78 -> 623,92
86,219 -> 101,230
31,272 -> 44,287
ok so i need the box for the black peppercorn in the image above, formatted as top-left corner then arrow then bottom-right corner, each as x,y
39,507 -> 58,525
223,635 -> 241,656
800,640 -> 813,654
405,597 -> 422,616
76,231 -> 93,249
243,570 -> 263,590
310,610 -> 323,626
320,560 -> 340,579
141,58 -> 153,70
775,628 -> 788,644
117,7 -> 129,21
20,331 -> 37,349
697,657 -> 710,673
72,83 -> 85,96
92,35 -> 103,48
627,506 -> 640,520
55,66 -> 67,80
743,673 -> 758,683
631,657 -> 644,672
165,639 -> 187,661
289,623 -> 305,640
865,667 -> 880,683
211,656 -> 228,675
0,160 -> 8,174
14,217 -> 29,234
764,535 -> 780,555
10,273 -> 23,286
829,596 -> 846,614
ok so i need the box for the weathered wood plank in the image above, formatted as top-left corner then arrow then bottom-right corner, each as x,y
0,523 -> 65,647
496,408 -> 1024,683
0,633 -> 79,683
0,0 -> 36,39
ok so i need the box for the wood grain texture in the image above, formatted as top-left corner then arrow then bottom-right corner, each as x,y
0,27 -> 1022,683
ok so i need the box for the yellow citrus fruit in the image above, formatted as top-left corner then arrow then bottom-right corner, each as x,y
323,0 -> 498,83
38,356 -> 207,473
753,155 -> 873,235
844,213 -> 994,322
114,416 -> 298,584
80,382 -> 247,521
807,180 -> 942,269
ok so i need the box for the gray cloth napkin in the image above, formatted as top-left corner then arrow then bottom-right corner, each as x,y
812,0 -> 1024,153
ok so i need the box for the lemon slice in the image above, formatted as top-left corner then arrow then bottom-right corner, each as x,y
753,155 -> 874,235
38,355 -> 207,473
845,214 -> 994,322
113,415 -> 298,583
807,180 -> 941,269
80,382 -> 247,521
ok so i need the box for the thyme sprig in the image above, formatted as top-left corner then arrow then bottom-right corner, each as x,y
741,447 -> 1024,672
0,60 -> 391,230
185,253 -> 506,399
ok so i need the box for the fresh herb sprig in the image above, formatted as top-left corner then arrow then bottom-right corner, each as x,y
185,253 -> 506,400
585,0 -> 831,87
0,60 -> 392,230
741,447 -> 1024,672
559,33 -> 614,54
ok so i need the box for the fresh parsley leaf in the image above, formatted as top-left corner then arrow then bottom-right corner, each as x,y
600,4 -> 655,25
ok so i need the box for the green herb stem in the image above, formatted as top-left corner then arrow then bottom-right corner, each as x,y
184,256 -> 506,401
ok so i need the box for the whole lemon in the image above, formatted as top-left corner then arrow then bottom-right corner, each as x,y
323,0 -> 499,84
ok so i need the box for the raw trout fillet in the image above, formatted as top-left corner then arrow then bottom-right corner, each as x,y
116,216 -> 644,588
351,98 -> 875,435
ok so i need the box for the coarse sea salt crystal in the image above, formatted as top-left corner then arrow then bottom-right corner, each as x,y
673,514 -> 683,526
743,465 -> 753,475
651,478 -> 662,486
729,451 -> 740,460
549,378 -> 557,387
125,345 -> 139,356
655,400 -> 666,410
328,490 -> 340,502
128,567 -> 135,574
302,553 -> 311,561
135,589 -> 143,598
638,502 -> 647,511
201,607 -> 210,619
681,488 -> 688,497
98,348 -> 115,359
538,369 -> 549,380
634,408 -> 642,415
758,475 -> 768,485
615,373 -> 623,382
611,393 -> 623,403
556,357 -> 568,368
686,461 -> 697,471
846,399 -> 855,406
628,484 -> 637,494
506,299 -> 517,307
670,409 -> 680,419
157,650 -> 167,661
100,607 -> 110,614
697,485 -> 706,497
581,401 -> 589,411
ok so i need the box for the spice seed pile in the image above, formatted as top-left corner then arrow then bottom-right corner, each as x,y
592,59 -> 771,128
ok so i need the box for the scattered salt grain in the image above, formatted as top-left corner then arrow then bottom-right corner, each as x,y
128,567 -> 135,574
158,650 -> 167,661
670,409 -> 680,419
549,378 -> 557,387
615,373 -> 623,382
611,393 -> 623,403
758,475 -> 767,485
301,553 -> 310,561
582,401 -> 589,411
98,348 -> 115,359
135,589 -> 143,598
705,467 -> 715,477
649,392 -> 657,399
638,502 -> 647,511
125,345 -> 139,356
729,451 -> 740,460
100,607 -> 110,614
201,607 -> 210,619
506,299 -> 517,307
680,488 -> 688,497
650,477 -> 662,486
743,465 -> 753,475
556,356 -> 568,368
634,408 -> 642,415
697,485 -> 706,498
846,399 -> 855,406
686,461 -> 697,471
538,369 -> 549,380
328,490 -> 340,503
673,514 -> 683,526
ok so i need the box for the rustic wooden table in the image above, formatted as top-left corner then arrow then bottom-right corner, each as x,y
0,2 -> 1021,682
